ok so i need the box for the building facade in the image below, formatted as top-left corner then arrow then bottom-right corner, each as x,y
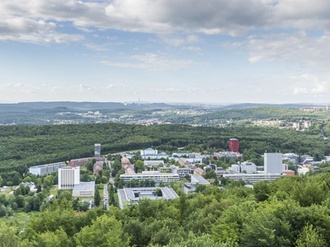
120,171 -> 180,184
264,153 -> 283,174
58,166 -> 80,190
94,143 -> 101,158
229,138 -> 239,152
29,162 -> 67,176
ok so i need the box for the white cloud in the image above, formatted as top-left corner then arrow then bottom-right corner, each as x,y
244,32 -> 330,71
290,74 -> 329,96
102,53 -> 204,70
0,16 -> 82,44
1,0 -> 330,43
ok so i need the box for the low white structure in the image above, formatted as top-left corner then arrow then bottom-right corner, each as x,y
117,187 -> 179,209
191,175 -> 210,185
73,181 -> 95,197
227,162 -> 257,174
175,168 -> 192,178
120,171 -> 179,184
141,148 -> 158,156
29,162 -> 66,176
140,148 -> 168,159
144,160 -> 164,168
223,173 -> 282,184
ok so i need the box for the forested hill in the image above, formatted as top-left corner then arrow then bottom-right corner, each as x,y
0,102 -> 329,125
175,106 -> 330,125
0,122 -> 329,176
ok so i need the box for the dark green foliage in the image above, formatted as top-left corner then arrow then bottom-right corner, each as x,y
1,122 -> 330,186
94,187 -> 101,207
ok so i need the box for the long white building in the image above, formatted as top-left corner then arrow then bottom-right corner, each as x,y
223,173 -> 282,184
58,166 -> 80,190
29,162 -> 66,176
120,171 -> 180,184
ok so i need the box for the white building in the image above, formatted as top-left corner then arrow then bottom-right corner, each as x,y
141,148 -> 158,156
140,148 -> 168,160
94,143 -> 101,158
176,168 -> 192,178
240,162 -> 257,174
264,153 -> 283,174
29,162 -> 66,176
283,153 -> 299,164
223,173 -> 282,184
58,166 -> 80,190
120,171 -> 179,184
191,175 -> 210,185
73,181 -> 95,197
144,160 -> 164,168
117,187 -> 179,209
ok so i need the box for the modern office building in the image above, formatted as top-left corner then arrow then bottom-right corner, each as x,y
72,181 -> 95,197
94,143 -> 101,158
191,175 -> 210,185
229,138 -> 239,152
120,171 -> 180,184
144,160 -> 164,168
264,153 -> 283,174
228,162 -> 257,174
223,173 -> 282,184
117,187 -> 179,209
58,166 -> 80,190
140,148 -> 169,159
29,162 -> 66,176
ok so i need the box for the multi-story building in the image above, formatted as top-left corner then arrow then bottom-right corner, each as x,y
264,153 -> 283,174
144,160 -> 164,168
29,162 -> 67,176
223,173 -> 282,184
58,166 -> 80,190
117,187 -> 179,209
94,143 -> 101,158
140,148 -> 169,160
120,171 -> 179,184
229,138 -> 239,152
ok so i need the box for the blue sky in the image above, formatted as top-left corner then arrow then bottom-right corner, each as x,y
0,0 -> 330,104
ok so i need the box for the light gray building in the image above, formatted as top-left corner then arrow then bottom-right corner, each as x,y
120,171 -> 180,184
223,173 -> 282,184
73,181 -> 95,197
117,187 -> 179,209
94,143 -> 101,158
58,166 -> 80,190
29,162 -> 66,176
264,153 -> 283,174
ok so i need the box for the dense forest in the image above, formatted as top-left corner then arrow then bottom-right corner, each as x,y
2,172 -> 330,246
1,121 -> 330,246
0,122 -> 330,185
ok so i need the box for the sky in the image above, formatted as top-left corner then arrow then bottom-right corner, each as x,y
1,0 -> 330,104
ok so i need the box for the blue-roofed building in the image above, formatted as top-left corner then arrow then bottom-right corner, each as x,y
140,148 -> 169,160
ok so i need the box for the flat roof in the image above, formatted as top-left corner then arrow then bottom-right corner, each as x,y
191,175 -> 210,184
119,187 -> 179,206
73,181 -> 95,191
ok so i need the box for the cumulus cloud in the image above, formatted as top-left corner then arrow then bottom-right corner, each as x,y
244,32 -> 330,70
1,0 -> 330,42
0,16 -> 82,43
290,74 -> 329,96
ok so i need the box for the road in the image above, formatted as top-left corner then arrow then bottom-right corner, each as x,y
102,158 -> 115,210
103,183 -> 109,210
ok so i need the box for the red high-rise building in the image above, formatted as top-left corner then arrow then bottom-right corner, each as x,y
229,138 -> 239,152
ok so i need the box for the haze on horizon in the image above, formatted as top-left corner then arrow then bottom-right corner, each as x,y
1,0 -> 330,104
